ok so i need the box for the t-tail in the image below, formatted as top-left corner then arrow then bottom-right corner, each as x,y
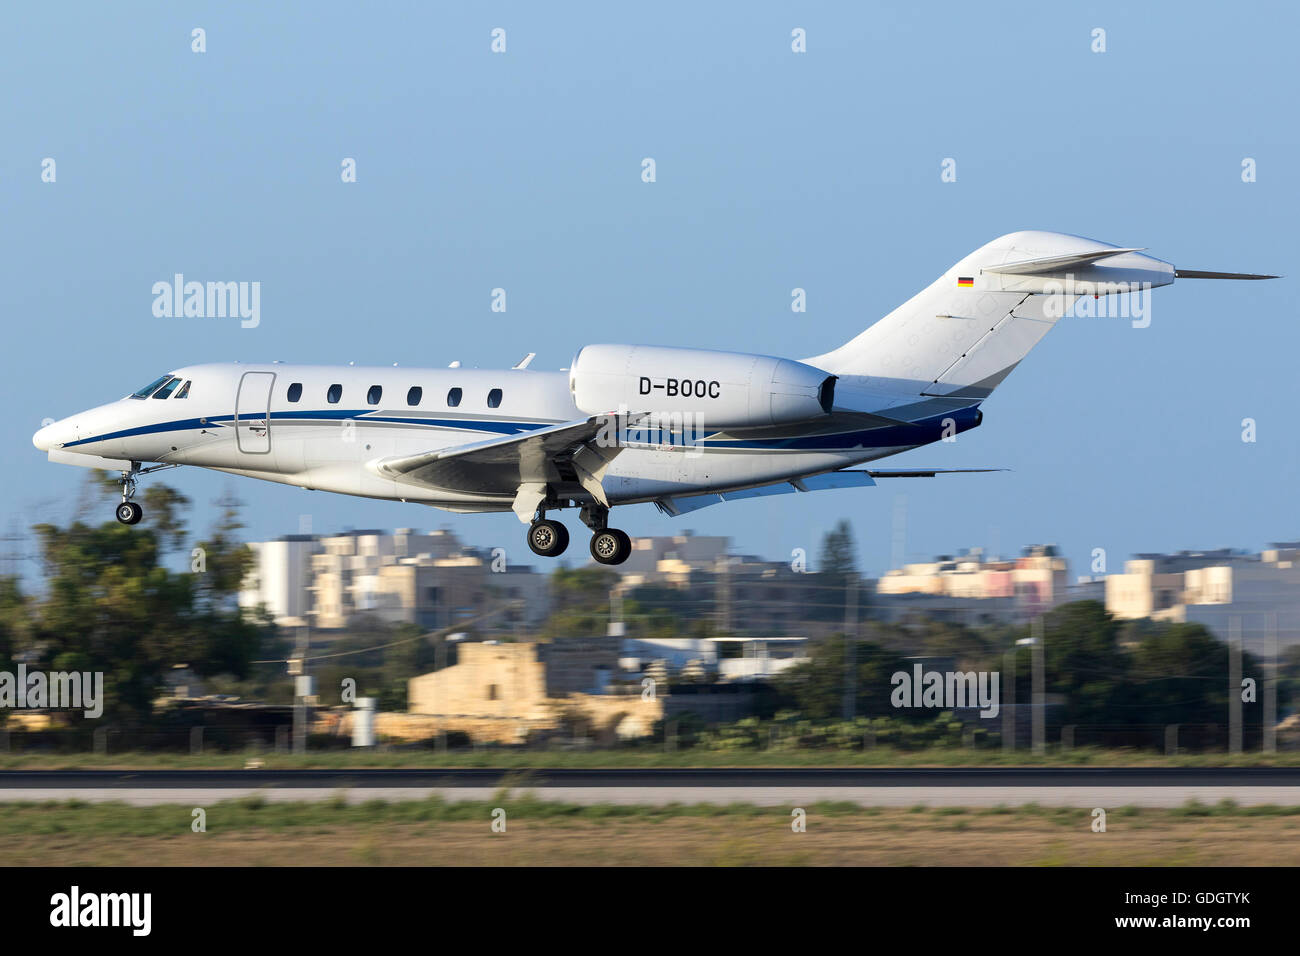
805,230 -> 1276,400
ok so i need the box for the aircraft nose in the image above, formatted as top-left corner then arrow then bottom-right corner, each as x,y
33,420 -> 64,452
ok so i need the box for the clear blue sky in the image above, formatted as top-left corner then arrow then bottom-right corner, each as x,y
3,2 -> 1295,581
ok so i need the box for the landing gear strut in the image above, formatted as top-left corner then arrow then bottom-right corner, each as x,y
579,504 -> 631,565
115,468 -> 143,525
111,462 -> 182,526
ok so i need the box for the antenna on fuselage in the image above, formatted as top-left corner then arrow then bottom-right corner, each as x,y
512,353 -> 536,370
449,361 -> 461,368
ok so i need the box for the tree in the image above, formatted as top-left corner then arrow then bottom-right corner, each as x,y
194,488 -> 254,607
813,519 -> 858,621
18,480 -> 273,723
774,636 -> 909,721
1129,621 -> 1260,732
541,566 -> 619,638
1026,600 -> 1129,729
142,484 -> 191,554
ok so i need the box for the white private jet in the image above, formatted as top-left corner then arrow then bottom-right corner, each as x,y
32,231 -> 1274,565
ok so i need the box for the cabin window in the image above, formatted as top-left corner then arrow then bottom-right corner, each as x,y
286,382 -> 302,403
367,385 -> 382,405
152,377 -> 181,399
327,383 -> 343,404
447,387 -> 462,408
174,380 -> 191,399
487,388 -> 503,408
407,386 -> 422,406
131,375 -> 173,399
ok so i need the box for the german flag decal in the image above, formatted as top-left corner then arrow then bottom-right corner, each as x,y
957,276 -> 974,288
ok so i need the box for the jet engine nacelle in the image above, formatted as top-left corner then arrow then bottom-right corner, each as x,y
569,344 -> 836,429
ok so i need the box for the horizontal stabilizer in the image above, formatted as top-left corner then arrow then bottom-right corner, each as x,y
866,467 -> 1005,478
982,248 -> 1145,276
1174,269 -> 1279,280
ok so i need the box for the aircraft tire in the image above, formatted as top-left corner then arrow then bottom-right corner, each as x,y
527,519 -> 569,557
590,528 -> 631,565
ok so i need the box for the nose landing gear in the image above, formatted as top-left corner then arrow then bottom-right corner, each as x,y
115,468 -> 143,525
110,462 -> 181,526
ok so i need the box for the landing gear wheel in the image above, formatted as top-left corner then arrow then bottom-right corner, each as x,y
590,527 -> 631,565
116,501 -> 143,525
527,519 -> 569,557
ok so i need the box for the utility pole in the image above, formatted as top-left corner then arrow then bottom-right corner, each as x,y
717,559 -> 732,634
608,584 -> 624,637
842,576 -> 859,720
1031,617 -> 1045,755
1264,614 -> 1277,754
1229,616 -> 1242,754
292,624 -> 311,754
1002,646 -> 1017,752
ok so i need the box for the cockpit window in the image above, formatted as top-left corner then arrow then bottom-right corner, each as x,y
130,375 -> 173,399
152,378 -> 182,399
174,380 -> 191,399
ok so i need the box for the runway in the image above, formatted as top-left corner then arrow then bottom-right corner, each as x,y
2,767 -> 1298,807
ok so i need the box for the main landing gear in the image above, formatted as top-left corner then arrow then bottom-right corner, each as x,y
524,505 -> 632,565
588,527 -> 631,566
526,518 -> 569,558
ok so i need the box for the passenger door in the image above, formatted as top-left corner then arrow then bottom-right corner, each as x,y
235,371 -> 274,454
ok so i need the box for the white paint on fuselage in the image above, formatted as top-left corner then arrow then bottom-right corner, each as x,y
33,362 -> 923,513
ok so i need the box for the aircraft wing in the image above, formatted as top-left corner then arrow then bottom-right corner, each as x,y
371,416 -> 622,520
653,467 -> 1004,516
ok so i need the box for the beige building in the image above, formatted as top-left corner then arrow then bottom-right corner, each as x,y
876,545 -> 1068,615
405,639 -> 661,744
609,533 -> 831,636
240,527 -> 550,633
1105,544 -> 1300,658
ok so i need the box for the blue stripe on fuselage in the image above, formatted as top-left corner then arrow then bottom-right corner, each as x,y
64,405 -> 981,452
